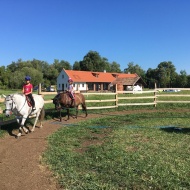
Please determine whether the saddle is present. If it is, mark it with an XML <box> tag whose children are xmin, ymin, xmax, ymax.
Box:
<box><xmin>66</xmin><ymin>91</ymin><xmax>75</xmax><ymax>100</ymax></box>
<box><xmin>66</xmin><ymin>91</ymin><xmax>75</xmax><ymax>107</ymax></box>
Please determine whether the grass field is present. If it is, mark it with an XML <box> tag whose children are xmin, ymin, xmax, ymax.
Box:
<box><xmin>1</xmin><ymin>89</ymin><xmax>190</xmax><ymax>136</ymax></box>
<box><xmin>42</xmin><ymin>111</ymin><xmax>190</xmax><ymax>189</ymax></box>
<box><xmin>1</xmin><ymin>89</ymin><xmax>190</xmax><ymax>188</ymax></box>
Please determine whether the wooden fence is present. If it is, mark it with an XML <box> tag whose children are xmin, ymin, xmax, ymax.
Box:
<box><xmin>39</xmin><ymin>86</ymin><xmax>190</xmax><ymax>110</ymax></box>
<box><xmin>1</xmin><ymin>87</ymin><xmax>190</xmax><ymax>113</ymax></box>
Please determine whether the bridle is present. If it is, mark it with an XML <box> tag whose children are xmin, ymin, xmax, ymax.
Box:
<box><xmin>53</xmin><ymin>96</ymin><xmax>61</xmax><ymax>109</ymax></box>
<box><xmin>4</xmin><ymin>95</ymin><xmax>14</xmax><ymax>112</ymax></box>
<box><xmin>5</xmin><ymin>94</ymin><xmax>27</xmax><ymax>113</ymax></box>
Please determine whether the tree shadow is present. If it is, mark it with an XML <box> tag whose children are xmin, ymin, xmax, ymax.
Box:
<box><xmin>159</xmin><ymin>126</ymin><xmax>190</xmax><ymax>134</ymax></box>
<box><xmin>0</xmin><ymin>120</ymin><xmax>18</xmax><ymax>137</ymax></box>
<box><xmin>0</xmin><ymin>118</ymin><xmax>42</xmax><ymax>138</ymax></box>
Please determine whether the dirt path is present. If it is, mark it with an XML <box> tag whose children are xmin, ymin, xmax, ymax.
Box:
<box><xmin>0</xmin><ymin>109</ymin><xmax>180</xmax><ymax>190</ymax></box>
<box><xmin>0</xmin><ymin>111</ymin><xmax>124</xmax><ymax>190</ymax></box>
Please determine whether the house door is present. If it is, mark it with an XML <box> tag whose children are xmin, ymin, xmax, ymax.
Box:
<box><xmin>62</xmin><ymin>84</ymin><xmax>64</xmax><ymax>91</ymax></box>
<box><xmin>96</xmin><ymin>83</ymin><xmax>100</xmax><ymax>91</ymax></box>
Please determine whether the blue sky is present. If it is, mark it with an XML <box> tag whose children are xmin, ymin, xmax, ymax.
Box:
<box><xmin>0</xmin><ymin>0</ymin><xmax>190</xmax><ymax>74</ymax></box>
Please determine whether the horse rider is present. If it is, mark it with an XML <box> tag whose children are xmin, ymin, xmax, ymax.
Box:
<box><xmin>22</xmin><ymin>75</ymin><xmax>36</xmax><ymax>111</ymax></box>
<box><xmin>67</xmin><ymin>77</ymin><xmax>75</xmax><ymax>106</ymax></box>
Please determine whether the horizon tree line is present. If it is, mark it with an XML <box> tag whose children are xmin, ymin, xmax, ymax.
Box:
<box><xmin>0</xmin><ymin>50</ymin><xmax>190</xmax><ymax>89</ymax></box>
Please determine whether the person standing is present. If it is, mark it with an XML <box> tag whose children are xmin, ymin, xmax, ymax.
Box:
<box><xmin>22</xmin><ymin>76</ymin><xmax>36</xmax><ymax>110</ymax></box>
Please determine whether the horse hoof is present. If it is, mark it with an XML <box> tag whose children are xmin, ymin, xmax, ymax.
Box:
<box><xmin>16</xmin><ymin>136</ymin><xmax>19</xmax><ymax>139</ymax></box>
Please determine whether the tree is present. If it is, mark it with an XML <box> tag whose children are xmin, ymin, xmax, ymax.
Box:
<box><xmin>146</xmin><ymin>68</ymin><xmax>158</xmax><ymax>88</ymax></box>
<box><xmin>174</xmin><ymin>70</ymin><xmax>188</xmax><ymax>87</ymax></box>
<box><xmin>53</xmin><ymin>59</ymin><xmax>72</xmax><ymax>73</ymax></box>
<box><xmin>43</xmin><ymin>65</ymin><xmax>58</xmax><ymax>86</ymax></box>
<box><xmin>0</xmin><ymin>66</ymin><xmax>10</xmax><ymax>89</ymax></box>
<box><xmin>73</xmin><ymin>61</ymin><xmax>81</xmax><ymax>70</ymax></box>
<box><xmin>186</xmin><ymin>75</ymin><xmax>190</xmax><ymax>88</ymax></box>
<box><xmin>110</xmin><ymin>61</ymin><xmax>121</xmax><ymax>73</ymax></box>
<box><xmin>124</xmin><ymin>62</ymin><xmax>146</xmax><ymax>80</ymax></box>
<box><xmin>156</xmin><ymin>61</ymin><xmax>177</xmax><ymax>88</ymax></box>
<box><xmin>80</xmin><ymin>51</ymin><xmax>110</xmax><ymax>72</ymax></box>
<box><xmin>8</xmin><ymin>67</ymin><xmax>43</xmax><ymax>89</ymax></box>
<box><xmin>30</xmin><ymin>59</ymin><xmax>45</xmax><ymax>72</ymax></box>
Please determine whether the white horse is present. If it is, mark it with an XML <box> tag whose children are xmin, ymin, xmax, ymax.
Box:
<box><xmin>3</xmin><ymin>93</ymin><xmax>45</xmax><ymax>138</ymax></box>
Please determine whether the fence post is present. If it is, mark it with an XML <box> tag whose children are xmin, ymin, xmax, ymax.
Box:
<box><xmin>0</xmin><ymin>115</ymin><xmax>3</xmax><ymax>130</ymax></box>
<box><xmin>115</xmin><ymin>84</ymin><xmax>118</xmax><ymax>109</ymax></box>
<box><xmin>154</xmin><ymin>82</ymin><xmax>157</xmax><ymax>107</ymax></box>
<box><xmin>38</xmin><ymin>83</ymin><xmax>42</xmax><ymax>95</ymax></box>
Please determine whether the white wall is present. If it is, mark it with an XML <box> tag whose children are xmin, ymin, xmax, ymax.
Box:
<box><xmin>57</xmin><ymin>70</ymin><xmax>69</xmax><ymax>91</ymax></box>
<box><xmin>73</xmin><ymin>83</ymin><xmax>87</xmax><ymax>91</ymax></box>
<box><xmin>57</xmin><ymin>70</ymin><xmax>87</xmax><ymax>92</ymax></box>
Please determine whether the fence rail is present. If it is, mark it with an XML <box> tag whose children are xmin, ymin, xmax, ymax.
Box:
<box><xmin>1</xmin><ymin>87</ymin><xmax>190</xmax><ymax>118</ymax></box>
<box><xmin>41</xmin><ymin>88</ymin><xmax>190</xmax><ymax>110</ymax></box>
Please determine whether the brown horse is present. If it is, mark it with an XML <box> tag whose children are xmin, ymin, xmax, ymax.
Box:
<box><xmin>52</xmin><ymin>91</ymin><xmax>88</xmax><ymax>121</ymax></box>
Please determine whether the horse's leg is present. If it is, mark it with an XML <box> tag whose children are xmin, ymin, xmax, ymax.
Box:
<box><xmin>16</xmin><ymin>116</ymin><xmax>28</xmax><ymax>138</ymax></box>
<box><xmin>20</xmin><ymin>115</ymin><xmax>29</xmax><ymax>134</ymax></box>
<box><xmin>38</xmin><ymin>107</ymin><xmax>44</xmax><ymax>128</ymax></box>
<box><xmin>15</xmin><ymin>117</ymin><xmax>22</xmax><ymax>138</ymax></box>
<box><xmin>67</xmin><ymin>108</ymin><xmax>70</xmax><ymax>120</ymax></box>
<box><xmin>31</xmin><ymin>111</ymin><xmax>41</xmax><ymax>132</ymax></box>
<box><xmin>75</xmin><ymin>106</ymin><xmax>78</xmax><ymax>119</ymax></box>
<box><xmin>59</xmin><ymin>109</ymin><xmax>62</xmax><ymax>122</ymax></box>
<box><xmin>16</xmin><ymin>127</ymin><xmax>23</xmax><ymax>138</ymax></box>
<box><xmin>22</xmin><ymin>126</ymin><xmax>29</xmax><ymax>134</ymax></box>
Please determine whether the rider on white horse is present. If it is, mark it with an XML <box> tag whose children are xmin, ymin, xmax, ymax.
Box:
<box><xmin>3</xmin><ymin>93</ymin><xmax>45</xmax><ymax>138</ymax></box>
<box><xmin>22</xmin><ymin>76</ymin><xmax>36</xmax><ymax>111</ymax></box>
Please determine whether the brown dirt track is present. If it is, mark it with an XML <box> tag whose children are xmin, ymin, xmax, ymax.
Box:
<box><xmin>0</xmin><ymin>109</ymin><xmax>185</xmax><ymax>190</ymax></box>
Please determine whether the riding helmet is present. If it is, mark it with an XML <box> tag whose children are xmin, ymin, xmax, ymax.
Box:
<box><xmin>68</xmin><ymin>78</ymin><xmax>73</xmax><ymax>82</ymax></box>
<box><xmin>25</xmin><ymin>76</ymin><xmax>31</xmax><ymax>81</ymax></box>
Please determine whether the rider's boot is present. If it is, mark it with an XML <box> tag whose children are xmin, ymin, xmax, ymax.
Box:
<box><xmin>32</xmin><ymin>104</ymin><xmax>36</xmax><ymax>111</ymax></box>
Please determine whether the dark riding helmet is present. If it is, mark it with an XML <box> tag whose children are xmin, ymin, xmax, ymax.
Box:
<box><xmin>25</xmin><ymin>76</ymin><xmax>31</xmax><ymax>81</ymax></box>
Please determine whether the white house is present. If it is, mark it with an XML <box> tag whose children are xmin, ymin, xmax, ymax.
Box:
<box><xmin>57</xmin><ymin>69</ymin><xmax>145</xmax><ymax>92</ymax></box>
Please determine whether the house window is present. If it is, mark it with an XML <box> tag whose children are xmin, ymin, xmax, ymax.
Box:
<box><xmin>73</xmin><ymin>84</ymin><xmax>75</xmax><ymax>87</ymax></box>
<box><xmin>82</xmin><ymin>83</ymin><xmax>84</xmax><ymax>87</ymax></box>
<box><xmin>62</xmin><ymin>75</ymin><xmax>64</xmax><ymax>79</ymax></box>
<box><xmin>59</xmin><ymin>84</ymin><xmax>60</xmax><ymax>88</ymax></box>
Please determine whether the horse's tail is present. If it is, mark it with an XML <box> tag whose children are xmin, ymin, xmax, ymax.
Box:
<box><xmin>39</xmin><ymin>106</ymin><xmax>45</xmax><ymax>121</ymax></box>
<box><xmin>80</xmin><ymin>94</ymin><xmax>88</xmax><ymax>117</ymax></box>
<box><xmin>81</xmin><ymin>98</ymin><xmax>87</xmax><ymax>111</ymax></box>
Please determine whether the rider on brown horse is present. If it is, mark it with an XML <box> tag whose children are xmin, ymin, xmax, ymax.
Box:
<box><xmin>67</xmin><ymin>78</ymin><xmax>75</xmax><ymax>106</ymax></box>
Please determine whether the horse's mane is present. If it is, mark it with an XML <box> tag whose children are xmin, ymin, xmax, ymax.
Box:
<box><xmin>7</xmin><ymin>93</ymin><xmax>22</xmax><ymax>97</ymax></box>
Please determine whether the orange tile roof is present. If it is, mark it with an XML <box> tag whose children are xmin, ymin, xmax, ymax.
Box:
<box><xmin>64</xmin><ymin>69</ymin><xmax>138</xmax><ymax>83</ymax></box>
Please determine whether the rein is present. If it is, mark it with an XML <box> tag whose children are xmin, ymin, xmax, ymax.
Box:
<box><xmin>4</xmin><ymin>95</ymin><xmax>14</xmax><ymax>112</ymax></box>
<box><xmin>5</xmin><ymin>94</ymin><xmax>27</xmax><ymax>113</ymax></box>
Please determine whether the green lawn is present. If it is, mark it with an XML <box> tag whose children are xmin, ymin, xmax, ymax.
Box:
<box><xmin>1</xmin><ymin>89</ymin><xmax>190</xmax><ymax>188</ymax></box>
<box><xmin>42</xmin><ymin>111</ymin><xmax>190</xmax><ymax>189</ymax></box>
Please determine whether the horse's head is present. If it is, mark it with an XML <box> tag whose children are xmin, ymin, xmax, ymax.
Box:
<box><xmin>3</xmin><ymin>94</ymin><xmax>14</xmax><ymax>117</ymax></box>
<box><xmin>52</xmin><ymin>94</ymin><xmax>61</xmax><ymax>110</ymax></box>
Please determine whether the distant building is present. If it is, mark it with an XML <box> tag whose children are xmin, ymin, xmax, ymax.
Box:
<box><xmin>57</xmin><ymin>69</ymin><xmax>146</xmax><ymax>92</ymax></box>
